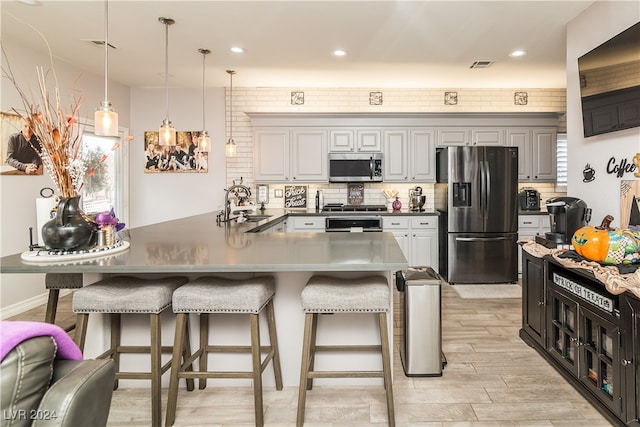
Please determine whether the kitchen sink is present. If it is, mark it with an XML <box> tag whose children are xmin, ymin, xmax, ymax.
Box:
<box><xmin>243</xmin><ymin>214</ymin><xmax>272</xmax><ymax>222</ymax></box>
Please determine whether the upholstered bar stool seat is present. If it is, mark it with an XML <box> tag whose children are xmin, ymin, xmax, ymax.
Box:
<box><xmin>297</xmin><ymin>275</ymin><xmax>395</xmax><ymax>427</ymax></box>
<box><xmin>166</xmin><ymin>276</ymin><xmax>283</xmax><ymax>427</ymax></box>
<box><xmin>72</xmin><ymin>275</ymin><xmax>190</xmax><ymax>427</ymax></box>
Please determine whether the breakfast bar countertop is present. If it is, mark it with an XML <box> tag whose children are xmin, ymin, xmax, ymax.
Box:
<box><xmin>0</xmin><ymin>212</ymin><xmax>408</xmax><ymax>274</ymax></box>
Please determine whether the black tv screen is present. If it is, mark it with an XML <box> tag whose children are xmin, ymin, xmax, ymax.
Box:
<box><xmin>578</xmin><ymin>22</ymin><xmax>640</xmax><ymax>137</ymax></box>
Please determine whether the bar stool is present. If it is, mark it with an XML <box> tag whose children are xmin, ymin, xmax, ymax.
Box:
<box><xmin>297</xmin><ymin>275</ymin><xmax>395</xmax><ymax>427</ymax></box>
<box><xmin>165</xmin><ymin>275</ymin><xmax>283</xmax><ymax>427</ymax></box>
<box><xmin>45</xmin><ymin>273</ymin><xmax>83</xmax><ymax>330</ymax></box>
<box><xmin>72</xmin><ymin>275</ymin><xmax>191</xmax><ymax>427</ymax></box>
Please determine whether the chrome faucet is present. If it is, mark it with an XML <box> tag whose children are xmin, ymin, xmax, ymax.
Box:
<box><xmin>223</xmin><ymin>184</ymin><xmax>251</xmax><ymax>222</ymax></box>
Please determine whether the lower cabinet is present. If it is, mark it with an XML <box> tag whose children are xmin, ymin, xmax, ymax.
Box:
<box><xmin>521</xmin><ymin>250</ymin><xmax>545</xmax><ymax>347</ymax></box>
<box><xmin>383</xmin><ymin>216</ymin><xmax>438</xmax><ymax>270</ymax></box>
<box><xmin>522</xmin><ymin>258</ymin><xmax>639</xmax><ymax>426</ymax></box>
<box><xmin>285</xmin><ymin>216</ymin><xmax>325</xmax><ymax>233</ymax></box>
<box><xmin>518</xmin><ymin>214</ymin><xmax>550</xmax><ymax>275</ymax></box>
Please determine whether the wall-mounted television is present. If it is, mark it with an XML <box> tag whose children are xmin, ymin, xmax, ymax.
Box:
<box><xmin>578</xmin><ymin>22</ymin><xmax>640</xmax><ymax>137</ymax></box>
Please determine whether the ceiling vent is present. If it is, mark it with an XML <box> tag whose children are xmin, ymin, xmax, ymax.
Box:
<box><xmin>84</xmin><ymin>39</ymin><xmax>117</xmax><ymax>49</ymax></box>
<box><xmin>469</xmin><ymin>60</ymin><xmax>494</xmax><ymax>69</ymax></box>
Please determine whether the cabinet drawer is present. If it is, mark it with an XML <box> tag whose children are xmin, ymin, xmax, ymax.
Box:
<box><xmin>519</xmin><ymin>216</ymin><xmax>543</xmax><ymax>229</ymax></box>
<box><xmin>383</xmin><ymin>217</ymin><xmax>410</xmax><ymax>229</ymax></box>
<box><xmin>411</xmin><ymin>217</ymin><xmax>438</xmax><ymax>229</ymax></box>
<box><xmin>290</xmin><ymin>217</ymin><xmax>325</xmax><ymax>230</ymax></box>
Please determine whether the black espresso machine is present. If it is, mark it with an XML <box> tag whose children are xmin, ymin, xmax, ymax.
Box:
<box><xmin>538</xmin><ymin>197</ymin><xmax>591</xmax><ymax>245</ymax></box>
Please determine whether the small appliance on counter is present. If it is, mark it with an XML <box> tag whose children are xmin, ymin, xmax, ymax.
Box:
<box><xmin>409</xmin><ymin>186</ymin><xmax>426</xmax><ymax>212</ymax></box>
<box><xmin>518</xmin><ymin>187</ymin><xmax>541</xmax><ymax>211</ymax></box>
<box><xmin>537</xmin><ymin>197</ymin><xmax>591</xmax><ymax>246</ymax></box>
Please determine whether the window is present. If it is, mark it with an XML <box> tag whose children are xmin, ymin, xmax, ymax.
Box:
<box><xmin>80</xmin><ymin>127</ymin><xmax>128</xmax><ymax>224</ymax></box>
<box><xmin>556</xmin><ymin>133</ymin><xmax>567</xmax><ymax>189</ymax></box>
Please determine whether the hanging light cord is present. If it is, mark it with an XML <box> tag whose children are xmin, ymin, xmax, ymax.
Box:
<box><xmin>102</xmin><ymin>0</ymin><xmax>109</xmax><ymax>103</ymax></box>
<box><xmin>201</xmin><ymin>50</ymin><xmax>207</xmax><ymax>130</ymax></box>
<box><xmin>164</xmin><ymin>19</ymin><xmax>170</xmax><ymax>121</ymax></box>
<box><xmin>227</xmin><ymin>70</ymin><xmax>235</xmax><ymax>141</ymax></box>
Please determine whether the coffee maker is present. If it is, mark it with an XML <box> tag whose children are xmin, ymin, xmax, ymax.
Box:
<box><xmin>543</xmin><ymin>197</ymin><xmax>591</xmax><ymax>244</ymax></box>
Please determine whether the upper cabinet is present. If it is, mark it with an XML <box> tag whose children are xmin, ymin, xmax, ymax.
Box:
<box><xmin>436</xmin><ymin>127</ymin><xmax>504</xmax><ymax>146</ymax></box>
<box><xmin>329</xmin><ymin>128</ymin><xmax>382</xmax><ymax>152</ymax></box>
<box><xmin>248</xmin><ymin>113</ymin><xmax>560</xmax><ymax>184</ymax></box>
<box><xmin>384</xmin><ymin>128</ymin><xmax>436</xmax><ymax>182</ymax></box>
<box><xmin>507</xmin><ymin>127</ymin><xmax>557</xmax><ymax>182</ymax></box>
<box><xmin>254</xmin><ymin>127</ymin><xmax>328</xmax><ymax>182</ymax></box>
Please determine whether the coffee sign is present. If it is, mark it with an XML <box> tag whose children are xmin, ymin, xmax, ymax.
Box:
<box><xmin>284</xmin><ymin>185</ymin><xmax>307</xmax><ymax>209</ymax></box>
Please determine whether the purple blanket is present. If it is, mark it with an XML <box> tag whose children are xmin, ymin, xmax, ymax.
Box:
<box><xmin>1</xmin><ymin>321</ymin><xmax>82</xmax><ymax>362</ymax></box>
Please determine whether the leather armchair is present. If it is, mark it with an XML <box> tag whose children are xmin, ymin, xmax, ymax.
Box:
<box><xmin>1</xmin><ymin>335</ymin><xmax>115</xmax><ymax>427</ymax></box>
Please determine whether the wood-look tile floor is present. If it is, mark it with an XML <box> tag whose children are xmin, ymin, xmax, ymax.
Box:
<box><xmin>9</xmin><ymin>285</ymin><xmax>614</xmax><ymax>426</ymax></box>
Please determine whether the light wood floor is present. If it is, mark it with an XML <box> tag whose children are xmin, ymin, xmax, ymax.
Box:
<box><xmin>9</xmin><ymin>284</ymin><xmax>614</xmax><ymax>426</ymax></box>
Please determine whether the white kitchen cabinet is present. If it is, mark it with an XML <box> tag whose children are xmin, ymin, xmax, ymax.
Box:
<box><xmin>518</xmin><ymin>214</ymin><xmax>550</xmax><ymax>274</ymax></box>
<box><xmin>507</xmin><ymin>127</ymin><xmax>557</xmax><ymax>182</ymax></box>
<box><xmin>329</xmin><ymin>128</ymin><xmax>382</xmax><ymax>152</ymax></box>
<box><xmin>436</xmin><ymin>127</ymin><xmax>504</xmax><ymax>146</ymax></box>
<box><xmin>383</xmin><ymin>129</ymin><xmax>409</xmax><ymax>181</ymax></box>
<box><xmin>254</xmin><ymin>128</ymin><xmax>327</xmax><ymax>182</ymax></box>
<box><xmin>286</xmin><ymin>216</ymin><xmax>325</xmax><ymax>233</ymax></box>
<box><xmin>383</xmin><ymin>215</ymin><xmax>438</xmax><ymax>269</ymax></box>
<box><xmin>383</xmin><ymin>128</ymin><xmax>436</xmax><ymax>183</ymax></box>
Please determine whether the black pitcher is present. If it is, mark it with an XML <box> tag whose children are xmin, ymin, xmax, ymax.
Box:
<box><xmin>42</xmin><ymin>196</ymin><xmax>97</xmax><ymax>251</ymax></box>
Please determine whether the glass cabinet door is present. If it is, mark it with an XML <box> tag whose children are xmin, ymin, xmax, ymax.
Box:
<box><xmin>579</xmin><ymin>306</ymin><xmax>623</xmax><ymax>417</ymax></box>
<box><xmin>548</xmin><ymin>287</ymin><xmax>579</xmax><ymax>376</ymax></box>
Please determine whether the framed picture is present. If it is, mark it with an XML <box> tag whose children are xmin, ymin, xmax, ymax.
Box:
<box><xmin>284</xmin><ymin>185</ymin><xmax>307</xmax><ymax>209</ymax></box>
<box><xmin>144</xmin><ymin>130</ymin><xmax>208</xmax><ymax>173</ymax></box>
<box><xmin>1</xmin><ymin>111</ymin><xmax>43</xmax><ymax>175</ymax></box>
<box><xmin>348</xmin><ymin>183</ymin><xmax>364</xmax><ymax>205</ymax></box>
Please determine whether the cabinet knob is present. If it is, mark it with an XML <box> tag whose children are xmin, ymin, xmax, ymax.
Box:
<box><xmin>293</xmin><ymin>177</ymin><xmax>296</xmax><ymax>180</ymax></box>
<box><xmin>537</xmin><ymin>301</ymin><xmax>544</xmax><ymax>306</ymax></box>
<box><xmin>622</xmin><ymin>359</ymin><xmax>633</xmax><ymax>366</ymax></box>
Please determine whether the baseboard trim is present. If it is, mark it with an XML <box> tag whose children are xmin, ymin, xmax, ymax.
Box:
<box><xmin>0</xmin><ymin>289</ymin><xmax>71</xmax><ymax>320</ymax></box>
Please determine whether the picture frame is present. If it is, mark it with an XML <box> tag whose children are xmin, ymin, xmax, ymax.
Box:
<box><xmin>144</xmin><ymin>130</ymin><xmax>209</xmax><ymax>173</ymax></box>
<box><xmin>1</xmin><ymin>111</ymin><xmax>43</xmax><ymax>175</ymax></box>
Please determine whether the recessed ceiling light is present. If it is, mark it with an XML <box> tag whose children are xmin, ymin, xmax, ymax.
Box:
<box><xmin>230</xmin><ymin>47</ymin><xmax>245</xmax><ymax>54</ymax></box>
<box><xmin>333</xmin><ymin>49</ymin><xmax>347</xmax><ymax>57</ymax></box>
<box><xmin>510</xmin><ymin>49</ymin><xmax>527</xmax><ymax>57</ymax></box>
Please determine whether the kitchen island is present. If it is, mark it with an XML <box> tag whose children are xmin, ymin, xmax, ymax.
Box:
<box><xmin>0</xmin><ymin>212</ymin><xmax>408</xmax><ymax>387</ymax></box>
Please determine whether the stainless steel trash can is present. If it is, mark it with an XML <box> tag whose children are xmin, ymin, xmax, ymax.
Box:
<box><xmin>396</xmin><ymin>267</ymin><xmax>445</xmax><ymax>376</ymax></box>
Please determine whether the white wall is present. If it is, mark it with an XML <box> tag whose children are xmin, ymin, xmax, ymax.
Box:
<box><xmin>566</xmin><ymin>3</ymin><xmax>640</xmax><ymax>228</ymax></box>
<box><xmin>129</xmin><ymin>87</ymin><xmax>226</xmax><ymax>228</ymax></box>
<box><xmin>0</xmin><ymin>40</ymin><xmax>130</xmax><ymax>312</ymax></box>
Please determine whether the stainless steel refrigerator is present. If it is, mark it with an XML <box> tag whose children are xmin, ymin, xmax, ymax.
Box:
<box><xmin>436</xmin><ymin>146</ymin><xmax>518</xmax><ymax>284</ymax></box>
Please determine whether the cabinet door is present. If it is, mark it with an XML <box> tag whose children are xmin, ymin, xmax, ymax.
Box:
<box><xmin>357</xmin><ymin>128</ymin><xmax>382</xmax><ymax>152</ymax></box>
<box><xmin>547</xmin><ymin>286</ymin><xmax>579</xmax><ymax>376</ymax></box>
<box><xmin>579</xmin><ymin>307</ymin><xmax>623</xmax><ymax>417</ymax></box>
<box><xmin>507</xmin><ymin>128</ymin><xmax>533</xmax><ymax>181</ymax></box>
<box><xmin>411</xmin><ymin>231</ymin><xmax>438</xmax><ymax>270</ymax></box>
<box><xmin>410</xmin><ymin>129</ymin><xmax>436</xmax><ymax>182</ymax></box>
<box><xmin>619</xmin><ymin>99</ymin><xmax>640</xmax><ymax>130</ymax></box>
<box><xmin>589</xmin><ymin>105</ymin><xmax>619</xmax><ymax>136</ymax></box>
<box><xmin>254</xmin><ymin>128</ymin><xmax>290</xmax><ymax>181</ymax></box>
<box><xmin>472</xmin><ymin>128</ymin><xmax>504</xmax><ymax>146</ymax></box>
<box><xmin>437</xmin><ymin>128</ymin><xmax>470</xmax><ymax>146</ymax></box>
<box><xmin>329</xmin><ymin>129</ymin><xmax>355</xmax><ymax>152</ymax></box>
<box><xmin>291</xmin><ymin>129</ymin><xmax>327</xmax><ymax>181</ymax></box>
<box><xmin>383</xmin><ymin>129</ymin><xmax>409</xmax><ymax>181</ymax></box>
<box><xmin>522</xmin><ymin>251</ymin><xmax>545</xmax><ymax>346</ymax></box>
<box><xmin>392</xmin><ymin>231</ymin><xmax>410</xmax><ymax>262</ymax></box>
<box><xmin>532</xmin><ymin>128</ymin><xmax>557</xmax><ymax>181</ymax></box>
<box><xmin>622</xmin><ymin>295</ymin><xmax>640</xmax><ymax>424</ymax></box>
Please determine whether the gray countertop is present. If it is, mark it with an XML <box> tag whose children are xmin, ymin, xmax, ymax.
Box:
<box><xmin>0</xmin><ymin>212</ymin><xmax>408</xmax><ymax>274</ymax></box>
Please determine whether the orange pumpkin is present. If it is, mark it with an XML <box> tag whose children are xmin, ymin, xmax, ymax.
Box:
<box><xmin>572</xmin><ymin>215</ymin><xmax>640</xmax><ymax>264</ymax></box>
<box><xmin>572</xmin><ymin>225</ymin><xmax>611</xmax><ymax>261</ymax></box>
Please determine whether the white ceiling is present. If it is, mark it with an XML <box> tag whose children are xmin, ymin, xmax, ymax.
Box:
<box><xmin>2</xmin><ymin>0</ymin><xmax>600</xmax><ymax>89</ymax></box>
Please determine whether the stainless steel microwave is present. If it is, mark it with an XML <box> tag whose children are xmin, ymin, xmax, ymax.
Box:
<box><xmin>328</xmin><ymin>153</ymin><xmax>383</xmax><ymax>182</ymax></box>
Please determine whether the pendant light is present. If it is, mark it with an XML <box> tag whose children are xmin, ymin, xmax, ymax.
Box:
<box><xmin>226</xmin><ymin>69</ymin><xmax>236</xmax><ymax>158</ymax></box>
<box><xmin>198</xmin><ymin>48</ymin><xmax>211</xmax><ymax>152</ymax></box>
<box><xmin>158</xmin><ymin>17</ymin><xmax>176</xmax><ymax>146</ymax></box>
<box><xmin>94</xmin><ymin>0</ymin><xmax>118</xmax><ymax>136</ymax></box>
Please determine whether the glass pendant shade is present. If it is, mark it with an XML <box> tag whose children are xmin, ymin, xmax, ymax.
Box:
<box><xmin>96</xmin><ymin>0</ymin><xmax>118</xmax><ymax>137</ymax></box>
<box><xmin>226</xmin><ymin>138</ymin><xmax>236</xmax><ymax>157</ymax></box>
<box><xmin>199</xmin><ymin>130</ymin><xmax>210</xmax><ymax>152</ymax></box>
<box><xmin>159</xmin><ymin>118</ymin><xmax>176</xmax><ymax>146</ymax></box>
<box><xmin>94</xmin><ymin>101</ymin><xmax>118</xmax><ymax>136</ymax></box>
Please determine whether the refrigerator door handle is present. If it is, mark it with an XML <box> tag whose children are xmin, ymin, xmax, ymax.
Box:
<box><xmin>455</xmin><ymin>236</ymin><xmax>513</xmax><ymax>242</ymax></box>
<box><xmin>483</xmin><ymin>160</ymin><xmax>490</xmax><ymax>219</ymax></box>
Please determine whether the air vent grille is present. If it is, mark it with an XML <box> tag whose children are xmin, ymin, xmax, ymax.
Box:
<box><xmin>469</xmin><ymin>60</ymin><xmax>494</xmax><ymax>69</ymax></box>
<box><xmin>84</xmin><ymin>39</ymin><xmax>117</xmax><ymax>49</ymax></box>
